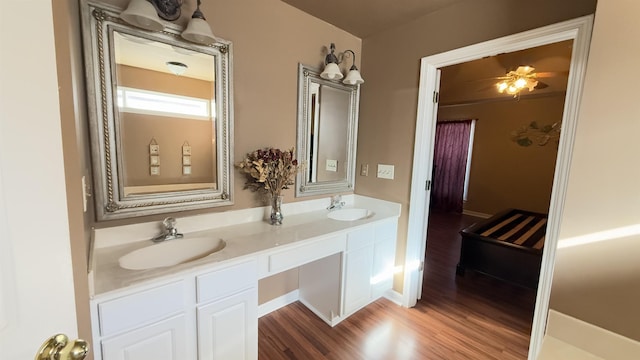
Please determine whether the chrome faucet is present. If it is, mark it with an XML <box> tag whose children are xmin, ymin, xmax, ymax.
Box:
<box><xmin>327</xmin><ymin>195</ymin><xmax>345</xmax><ymax>211</ymax></box>
<box><xmin>152</xmin><ymin>217</ymin><xmax>184</xmax><ymax>242</ymax></box>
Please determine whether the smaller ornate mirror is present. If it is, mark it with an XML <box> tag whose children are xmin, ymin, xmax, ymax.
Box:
<box><xmin>296</xmin><ymin>64</ymin><xmax>360</xmax><ymax>197</ymax></box>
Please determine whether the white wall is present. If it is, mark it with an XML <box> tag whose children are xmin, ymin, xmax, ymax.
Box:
<box><xmin>0</xmin><ymin>0</ymin><xmax>78</xmax><ymax>358</ymax></box>
<box><xmin>551</xmin><ymin>0</ymin><xmax>640</xmax><ymax>342</ymax></box>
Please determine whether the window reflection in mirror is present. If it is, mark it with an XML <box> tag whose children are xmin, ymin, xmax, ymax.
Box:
<box><xmin>113</xmin><ymin>31</ymin><xmax>217</xmax><ymax>195</ymax></box>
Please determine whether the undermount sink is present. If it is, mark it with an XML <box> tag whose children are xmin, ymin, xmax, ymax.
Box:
<box><xmin>327</xmin><ymin>208</ymin><xmax>374</xmax><ymax>221</ymax></box>
<box><xmin>119</xmin><ymin>237</ymin><xmax>226</xmax><ymax>270</ymax></box>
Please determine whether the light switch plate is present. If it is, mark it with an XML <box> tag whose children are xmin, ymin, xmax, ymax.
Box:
<box><xmin>326</xmin><ymin>159</ymin><xmax>338</xmax><ymax>172</ymax></box>
<box><xmin>377</xmin><ymin>164</ymin><xmax>395</xmax><ymax>179</ymax></box>
<box><xmin>360</xmin><ymin>164</ymin><xmax>369</xmax><ymax>176</ymax></box>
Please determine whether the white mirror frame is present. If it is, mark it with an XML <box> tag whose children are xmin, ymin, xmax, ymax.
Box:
<box><xmin>81</xmin><ymin>1</ymin><xmax>234</xmax><ymax>220</ymax></box>
<box><xmin>295</xmin><ymin>64</ymin><xmax>360</xmax><ymax>197</ymax></box>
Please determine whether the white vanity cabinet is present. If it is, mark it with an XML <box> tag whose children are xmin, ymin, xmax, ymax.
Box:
<box><xmin>342</xmin><ymin>226</ymin><xmax>375</xmax><ymax>315</ymax></box>
<box><xmin>101</xmin><ymin>314</ymin><xmax>189</xmax><ymax>360</ymax></box>
<box><xmin>342</xmin><ymin>219</ymin><xmax>398</xmax><ymax>317</ymax></box>
<box><xmin>90</xmin><ymin>196</ymin><xmax>402</xmax><ymax>359</ymax></box>
<box><xmin>94</xmin><ymin>280</ymin><xmax>192</xmax><ymax>360</ymax></box>
<box><xmin>91</xmin><ymin>259</ymin><xmax>258</xmax><ymax>360</ymax></box>
<box><xmin>196</xmin><ymin>260</ymin><xmax>258</xmax><ymax>360</ymax></box>
<box><xmin>371</xmin><ymin>219</ymin><xmax>398</xmax><ymax>299</ymax></box>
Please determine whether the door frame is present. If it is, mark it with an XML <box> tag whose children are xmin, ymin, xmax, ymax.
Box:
<box><xmin>403</xmin><ymin>15</ymin><xmax>594</xmax><ymax>360</ymax></box>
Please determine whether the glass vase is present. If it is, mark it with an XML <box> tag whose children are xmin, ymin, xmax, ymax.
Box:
<box><xmin>270</xmin><ymin>194</ymin><xmax>284</xmax><ymax>225</ymax></box>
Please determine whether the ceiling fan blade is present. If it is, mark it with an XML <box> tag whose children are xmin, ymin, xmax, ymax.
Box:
<box><xmin>535</xmin><ymin>70</ymin><xmax>569</xmax><ymax>78</ymax></box>
<box><xmin>534</xmin><ymin>81</ymin><xmax>549</xmax><ymax>89</ymax></box>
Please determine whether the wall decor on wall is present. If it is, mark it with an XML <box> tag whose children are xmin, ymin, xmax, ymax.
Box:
<box><xmin>182</xmin><ymin>141</ymin><xmax>192</xmax><ymax>175</ymax></box>
<box><xmin>511</xmin><ymin>121</ymin><xmax>561</xmax><ymax>146</ymax></box>
<box><xmin>149</xmin><ymin>138</ymin><xmax>160</xmax><ymax>175</ymax></box>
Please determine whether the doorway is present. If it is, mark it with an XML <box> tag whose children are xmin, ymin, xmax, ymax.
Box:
<box><xmin>403</xmin><ymin>16</ymin><xmax>593</xmax><ymax>360</ymax></box>
<box><xmin>421</xmin><ymin>38</ymin><xmax>572</xmax><ymax>354</ymax></box>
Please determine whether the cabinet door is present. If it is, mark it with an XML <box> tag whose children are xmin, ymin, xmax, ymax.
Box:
<box><xmin>343</xmin><ymin>244</ymin><xmax>374</xmax><ymax>315</ymax></box>
<box><xmin>197</xmin><ymin>288</ymin><xmax>258</xmax><ymax>360</ymax></box>
<box><xmin>101</xmin><ymin>314</ymin><xmax>189</xmax><ymax>360</ymax></box>
<box><xmin>372</xmin><ymin>237</ymin><xmax>396</xmax><ymax>299</ymax></box>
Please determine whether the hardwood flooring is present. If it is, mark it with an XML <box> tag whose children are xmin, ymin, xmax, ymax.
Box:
<box><xmin>258</xmin><ymin>211</ymin><xmax>537</xmax><ymax>359</ymax></box>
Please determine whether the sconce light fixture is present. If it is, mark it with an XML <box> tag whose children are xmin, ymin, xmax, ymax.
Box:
<box><xmin>320</xmin><ymin>43</ymin><xmax>364</xmax><ymax>85</ymax></box>
<box><xmin>121</xmin><ymin>0</ymin><xmax>216</xmax><ymax>45</ymax></box>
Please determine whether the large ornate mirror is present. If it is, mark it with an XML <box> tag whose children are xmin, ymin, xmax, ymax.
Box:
<box><xmin>81</xmin><ymin>1</ymin><xmax>233</xmax><ymax>220</ymax></box>
<box><xmin>296</xmin><ymin>64</ymin><xmax>360</xmax><ymax>197</ymax></box>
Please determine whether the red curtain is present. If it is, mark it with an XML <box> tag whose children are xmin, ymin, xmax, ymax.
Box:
<box><xmin>431</xmin><ymin>120</ymin><xmax>472</xmax><ymax>213</ymax></box>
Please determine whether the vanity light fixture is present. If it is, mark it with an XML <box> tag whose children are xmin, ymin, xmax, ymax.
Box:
<box><xmin>121</xmin><ymin>0</ymin><xmax>164</xmax><ymax>31</ymax></box>
<box><xmin>121</xmin><ymin>0</ymin><xmax>216</xmax><ymax>45</ymax></box>
<box><xmin>320</xmin><ymin>43</ymin><xmax>364</xmax><ymax>85</ymax></box>
<box><xmin>181</xmin><ymin>0</ymin><xmax>216</xmax><ymax>45</ymax></box>
<box><xmin>166</xmin><ymin>61</ymin><xmax>188</xmax><ymax>75</ymax></box>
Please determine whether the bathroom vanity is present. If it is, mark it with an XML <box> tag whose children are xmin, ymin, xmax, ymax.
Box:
<box><xmin>89</xmin><ymin>195</ymin><xmax>400</xmax><ymax>360</ymax></box>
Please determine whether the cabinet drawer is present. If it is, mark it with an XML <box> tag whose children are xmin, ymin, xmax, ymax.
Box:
<box><xmin>267</xmin><ymin>235</ymin><xmax>345</xmax><ymax>275</ymax></box>
<box><xmin>98</xmin><ymin>280</ymin><xmax>185</xmax><ymax>336</ymax></box>
<box><xmin>346</xmin><ymin>226</ymin><xmax>374</xmax><ymax>251</ymax></box>
<box><xmin>196</xmin><ymin>259</ymin><xmax>257</xmax><ymax>304</ymax></box>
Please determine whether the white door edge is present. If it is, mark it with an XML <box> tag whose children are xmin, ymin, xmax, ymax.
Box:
<box><xmin>403</xmin><ymin>15</ymin><xmax>594</xmax><ymax>360</ymax></box>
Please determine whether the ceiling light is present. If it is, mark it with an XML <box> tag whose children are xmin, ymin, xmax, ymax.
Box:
<box><xmin>320</xmin><ymin>43</ymin><xmax>364</xmax><ymax>85</ymax></box>
<box><xmin>496</xmin><ymin>66</ymin><xmax>539</xmax><ymax>97</ymax></box>
<box><xmin>166</xmin><ymin>61</ymin><xmax>188</xmax><ymax>75</ymax></box>
<box><xmin>121</xmin><ymin>0</ymin><xmax>216</xmax><ymax>45</ymax></box>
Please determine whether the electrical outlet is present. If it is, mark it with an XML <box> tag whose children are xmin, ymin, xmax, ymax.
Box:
<box><xmin>377</xmin><ymin>164</ymin><xmax>395</xmax><ymax>179</ymax></box>
<box><xmin>360</xmin><ymin>164</ymin><xmax>369</xmax><ymax>176</ymax></box>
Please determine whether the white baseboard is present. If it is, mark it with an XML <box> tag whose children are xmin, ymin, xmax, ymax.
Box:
<box><xmin>257</xmin><ymin>289</ymin><xmax>406</xmax><ymax>322</ymax></box>
<box><xmin>545</xmin><ymin>310</ymin><xmax>640</xmax><ymax>360</ymax></box>
<box><xmin>462</xmin><ymin>209</ymin><xmax>492</xmax><ymax>218</ymax></box>
<box><xmin>383</xmin><ymin>290</ymin><xmax>404</xmax><ymax>306</ymax></box>
<box><xmin>298</xmin><ymin>297</ymin><xmax>343</xmax><ymax>327</ymax></box>
<box><xmin>258</xmin><ymin>290</ymin><xmax>299</xmax><ymax>318</ymax></box>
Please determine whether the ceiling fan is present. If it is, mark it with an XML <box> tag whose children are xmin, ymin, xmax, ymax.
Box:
<box><xmin>495</xmin><ymin>65</ymin><xmax>550</xmax><ymax>96</ymax></box>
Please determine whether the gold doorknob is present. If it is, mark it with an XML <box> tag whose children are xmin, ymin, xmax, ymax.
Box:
<box><xmin>35</xmin><ymin>334</ymin><xmax>89</xmax><ymax>360</ymax></box>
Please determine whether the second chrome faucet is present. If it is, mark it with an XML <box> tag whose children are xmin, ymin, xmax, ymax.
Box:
<box><xmin>152</xmin><ymin>217</ymin><xmax>184</xmax><ymax>242</ymax></box>
<box><xmin>327</xmin><ymin>195</ymin><xmax>345</xmax><ymax>211</ymax></box>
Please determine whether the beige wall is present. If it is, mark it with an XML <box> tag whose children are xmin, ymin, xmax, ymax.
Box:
<box><xmin>438</xmin><ymin>95</ymin><xmax>563</xmax><ymax>215</ymax></box>
<box><xmin>357</xmin><ymin>0</ymin><xmax>596</xmax><ymax>292</ymax></box>
<box><xmin>121</xmin><ymin>114</ymin><xmax>215</xmax><ymax>185</ymax></box>
<box><xmin>550</xmin><ymin>0</ymin><xmax>640</xmax><ymax>341</ymax></box>
<box><xmin>52</xmin><ymin>0</ymin><xmax>94</xmax><ymax>348</ymax></box>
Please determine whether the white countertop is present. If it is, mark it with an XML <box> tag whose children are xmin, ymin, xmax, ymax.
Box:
<box><xmin>90</xmin><ymin>195</ymin><xmax>401</xmax><ymax>297</ymax></box>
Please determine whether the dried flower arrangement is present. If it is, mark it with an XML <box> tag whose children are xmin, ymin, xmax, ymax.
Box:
<box><xmin>236</xmin><ymin>147</ymin><xmax>299</xmax><ymax>198</ymax></box>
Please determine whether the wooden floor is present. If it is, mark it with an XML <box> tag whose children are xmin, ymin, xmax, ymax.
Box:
<box><xmin>258</xmin><ymin>211</ymin><xmax>537</xmax><ymax>359</ymax></box>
